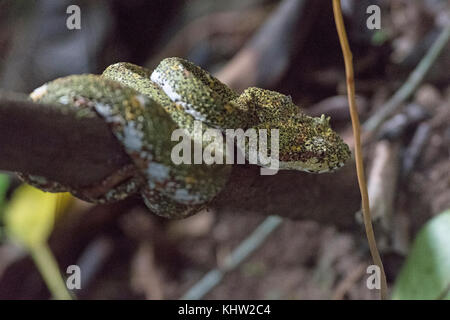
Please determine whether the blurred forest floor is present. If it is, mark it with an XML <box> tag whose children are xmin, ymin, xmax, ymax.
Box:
<box><xmin>0</xmin><ymin>0</ymin><xmax>449</xmax><ymax>299</ymax></box>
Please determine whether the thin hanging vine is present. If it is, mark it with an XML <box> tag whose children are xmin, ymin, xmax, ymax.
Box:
<box><xmin>332</xmin><ymin>0</ymin><xmax>388</xmax><ymax>299</ymax></box>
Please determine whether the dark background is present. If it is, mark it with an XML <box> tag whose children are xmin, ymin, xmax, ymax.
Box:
<box><xmin>0</xmin><ymin>0</ymin><xmax>449</xmax><ymax>299</ymax></box>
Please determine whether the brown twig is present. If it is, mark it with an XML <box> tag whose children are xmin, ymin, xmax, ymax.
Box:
<box><xmin>332</xmin><ymin>0</ymin><xmax>388</xmax><ymax>299</ymax></box>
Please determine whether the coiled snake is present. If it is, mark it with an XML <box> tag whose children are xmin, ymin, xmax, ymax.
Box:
<box><xmin>21</xmin><ymin>57</ymin><xmax>350</xmax><ymax>218</ymax></box>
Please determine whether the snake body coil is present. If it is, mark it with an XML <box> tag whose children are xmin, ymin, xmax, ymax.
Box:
<box><xmin>22</xmin><ymin>57</ymin><xmax>350</xmax><ymax>218</ymax></box>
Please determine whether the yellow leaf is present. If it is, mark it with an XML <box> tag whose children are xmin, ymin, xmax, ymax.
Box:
<box><xmin>4</xmin><ymin>185</ymin><xmax>72</xmax><ymax>248</ymax></box>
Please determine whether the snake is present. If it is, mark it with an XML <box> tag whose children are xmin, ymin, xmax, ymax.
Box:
<box><xmin>21</xmin><ymin>57</ymin><xmax>351</xmax><ymax>219</ymax></box>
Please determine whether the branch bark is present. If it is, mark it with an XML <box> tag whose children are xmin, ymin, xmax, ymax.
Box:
<box><xmin>0</xmin><ymin>92</ymin><xmax>130</xmax><ymax>187</ymax></box>
<box><xmin>211</xmin><ymin>162</ymin><xmax>359</xmax><ymax>229</ymax></box>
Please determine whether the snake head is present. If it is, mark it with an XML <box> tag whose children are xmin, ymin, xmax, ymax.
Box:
<box><xmin>240</xmin><ymin>87</ymin><xmax>351</xmax><ymax>173</ymax></box>
<box><xmin>267</xmin><ymin>113</ymin><xmax>351</xmax><ymax>173</ymax></box>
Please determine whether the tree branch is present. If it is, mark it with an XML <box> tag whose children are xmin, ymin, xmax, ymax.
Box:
<box><xmin>211</xmin><ymin>162</ymin><xmax>359</xmax><ymax>229</ymax></box>
<box><xmin>0</xmin><ymin>92</ymin><xmax>130</xmax><ymax>187</ymax></box>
